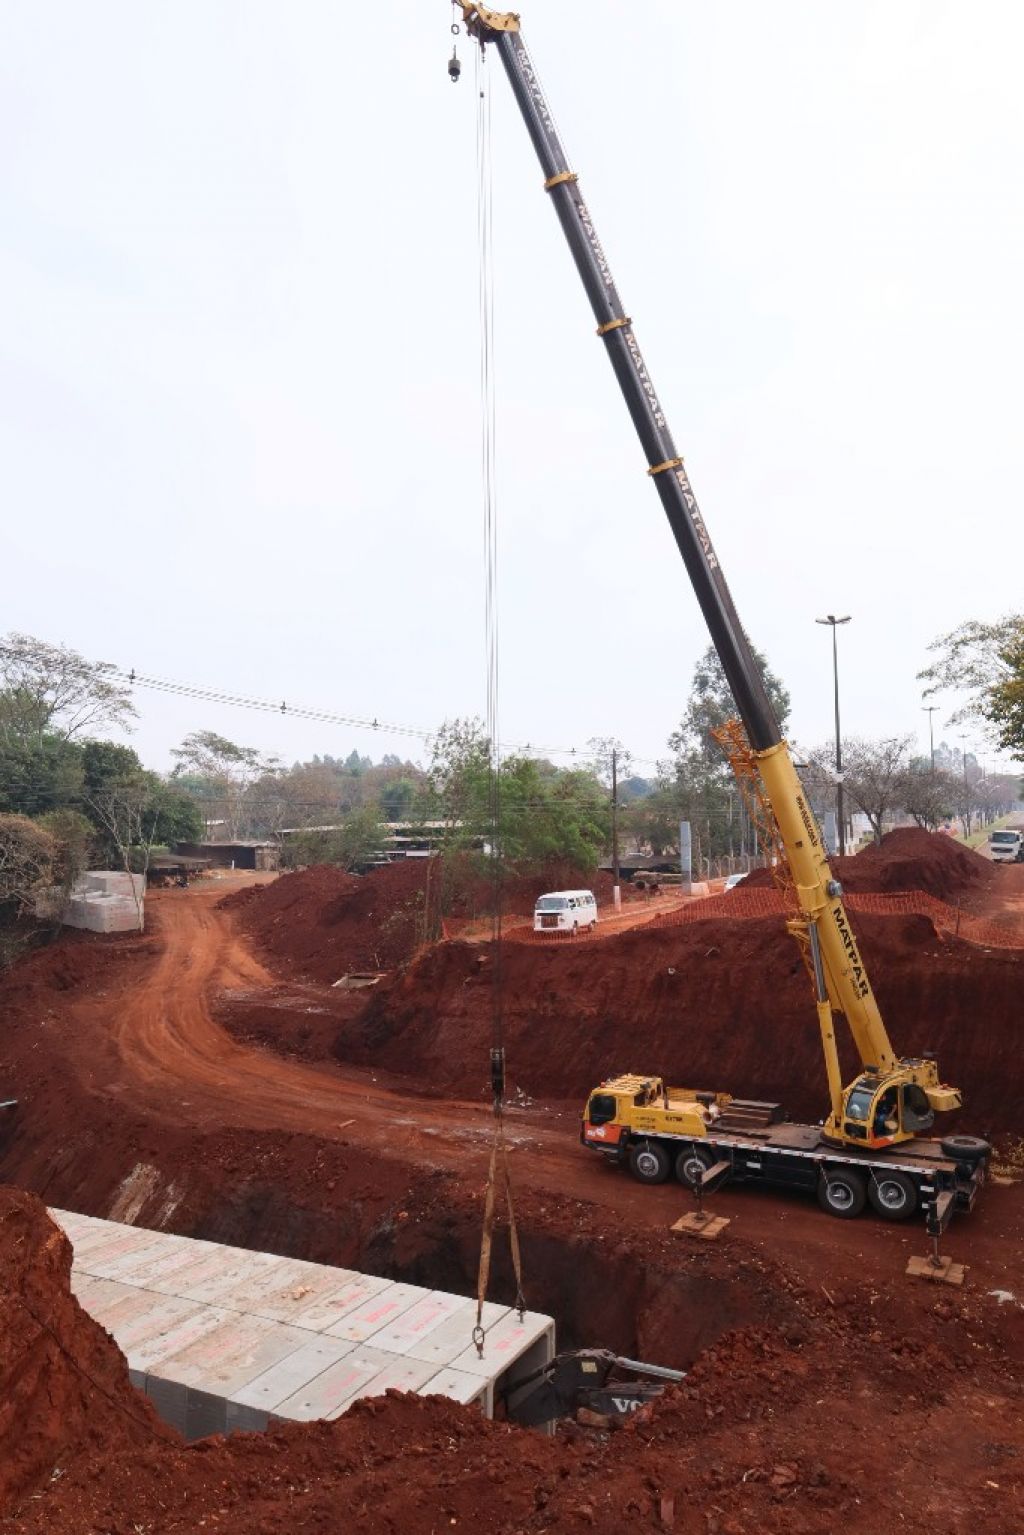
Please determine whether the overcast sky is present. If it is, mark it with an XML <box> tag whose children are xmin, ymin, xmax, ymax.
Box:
<box><xmin>3</xmin><ymin>2</ymin><xmax>1022</xmax><ymax>778</ymax></box>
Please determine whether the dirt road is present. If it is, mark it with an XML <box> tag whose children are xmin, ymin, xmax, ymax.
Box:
<box><xmin>40</xmin><ymin>881</ymin><xmax>1020</xmax><ymax>1301</ymax></box>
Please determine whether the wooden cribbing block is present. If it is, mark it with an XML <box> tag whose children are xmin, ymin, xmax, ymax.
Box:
<box><xmin>671</xmin><ymin>1212</ymin><xmax>730</xmax><ymax>1241</ymax></box>
<box><xmin>906</xmin><ymin>1254</ymin><xmax>966</xmax><ymax>1286</ymax></box>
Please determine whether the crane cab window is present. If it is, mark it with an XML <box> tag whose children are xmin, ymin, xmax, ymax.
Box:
<box><xmin>588</xmin><ymin>1093</ymin><xmax>618</xmax><ymax>1125</ymax></box>
<box><xmin>845</xmin><ymin>1085</ymin><xmax>875</xmax><ymax>1122</ymax></box>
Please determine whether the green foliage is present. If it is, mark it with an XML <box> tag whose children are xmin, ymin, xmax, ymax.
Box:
<box><xmin>35</xmin><ymin>808</ymin><xmax>97</xmax><ymax>887</ymax></box>
<box><xmin>670</xmin><ymin>643</ymin><xmax>791</xmax><ymax>760</ymax></box>
<box><xmin>378</xmin><ymin>777</ymin><xmax>418</xmax><ymax>821</ymax></box>
<box><xmin>83</xmin><ymin>740</ymin><xmax>145</xmax><ymax>794</ymax></box>
<box><xmin>0</xmin><ymin>632</ymin><xmax>136</xmax><ymax>741</ymax></box>
<box><xmin>919</xmin><ymin>614</ymin><xmax>1024</xmax><ymax>757</ymax></box>
<box><xmin>0</xmin><ymin>734</ymin><xmax>84</xmax><ymax>816</ymax></box>
<box><xmin>283</xmin><ymin>805</ymin><xmax>387</xmax><ymax>871</ymax></box>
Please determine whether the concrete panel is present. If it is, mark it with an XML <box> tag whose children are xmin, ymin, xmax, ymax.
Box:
<box><xmin>185</xmin><ymin>1386</ymin><xmax>227</xmax><ymax>1441</ymax></box>
<box><xmin>157</xmin><ymin>1314</ymin><xmax>312</xmax><ymax>1395</ymax></box>
<box><xmin>367</xmin><ymin>1291</ymin><xmax>474</xmax><ymax>1358</ymax></box>
<box><xmin>349</xmin><ymin>1354</ymin><xmax>439</xmax><ymax>1400</ymax></box>
<box><xmin>226</xmin><ymin>1400</ymin><xmax>269</xmax><ymax>1435</ymax></box>
<box><xmin>233</xmin><ymin>1336</ymin><xmax>355</xmax><ymax>1415</ymax></box>
<box><xmin>274</xmin><ymin>1346</ymin><xmax>393</xmax><ymax>1422</ymax></box>
<box><xmin>323</xmin><ymin>1283</ymin><xmax>431</xmax><ymax>1343</ymax></box>
<box><xmin>173</xmin><ymin>1249</ymin><xmax>290</xmax><ymax>1307</ymax></box>
<box><xmin>416</xmin><ymin>1367</ymin><xmax>489</xmax><ymax>1408</ymax></box>
<box><xmin>448</xmin><ymin>1311</ymin><xmax>555</xmax><ymax>1379</ymax></box>
<box><xmin>144</xmin><ymin>1373</ymin><xmax>188</xmax><ymax>1437</ymax></box>
<box><xmin>277</xmin><ymin>1272</ymin><xmax>392</xmax><ymax>1333</ymax></box>
<box><xmin>85</xmin><ymin>1238</ymin><xmax>184</xmax><ymax>1282</ymax></box>
<box><xmin>404</xmin><ymin>1300</ymin><xmax>505</xmax><ymax>1366</ymax></box>
<box><xmin>124</xmin><ymin>1304</ymin><xmax>231</xmax><ymax>1375</ymax></box>
<box><xmin>114</xmin><ymin>1238</ymin><xmax>219</xmax><ymax>1290</ymax></box>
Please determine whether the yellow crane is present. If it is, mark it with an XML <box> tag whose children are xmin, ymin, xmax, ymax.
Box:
<box><xmin>453</xmin><ymin>3</ymin><xmax>989</xmax><ymax>1222</ymax></box>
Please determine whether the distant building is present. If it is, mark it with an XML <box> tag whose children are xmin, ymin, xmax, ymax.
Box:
<box><xmin>174</xmin><ymin>841</ymin><xmax>280</xmax><ymax>871</ymax></box>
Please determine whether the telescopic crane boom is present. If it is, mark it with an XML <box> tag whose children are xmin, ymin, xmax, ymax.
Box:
<box><xmin>456</xmin><ymin>2</ymin><xmax>961</xmax><ymax>1149</ymax></box>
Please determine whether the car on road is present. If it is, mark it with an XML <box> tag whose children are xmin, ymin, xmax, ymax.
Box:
<box><xmin>534</xmin><ymin>890</ymin><xmax>598</xmax><ymax>933</ymax></box>
<box><xmin>989</xmin><ymin>829</ymin><xmax>1024</xmax><ymax>863</ymax></box>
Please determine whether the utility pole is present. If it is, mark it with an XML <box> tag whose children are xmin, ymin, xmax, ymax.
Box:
<box><xmin>611</xmin><ymin>747</ymin><xmax>621</xmax><ymax>911</ymax></box>
<box><xmin>922</xmin><ymin>704</ymin><xmax>938</xmax><ymax>770</ymax></box>
<box><xmin>816</xmin><ymin>614</ymin><xmax>851</xmax><ymax>856</ymax></box>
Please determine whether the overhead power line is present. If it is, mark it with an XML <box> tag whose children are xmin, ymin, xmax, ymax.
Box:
<box><xmin>113</xmin><ymin>666</ymin><xmax>669</xmax><ymax>773</ymax></box>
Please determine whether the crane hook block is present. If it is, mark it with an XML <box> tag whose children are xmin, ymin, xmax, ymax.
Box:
<box><xmin>448</xmin><ymin>46</ymin><xmax>462</xmax><ymax>82</ymax></box>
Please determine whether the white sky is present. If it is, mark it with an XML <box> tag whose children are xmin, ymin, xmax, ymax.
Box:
<box><xmin>3</xmin><ymin>2</ymin><xmax>1022</xmax><ymax>777</ymax></box>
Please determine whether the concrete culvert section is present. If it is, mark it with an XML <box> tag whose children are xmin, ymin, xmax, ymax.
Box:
<box><xmin>52</xmin><ymin>1208</ymin><xmax>554</xmax><ymax>1439</ymax></box>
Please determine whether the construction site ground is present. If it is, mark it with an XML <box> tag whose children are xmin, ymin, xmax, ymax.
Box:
<box><xmin>2</xmin><ymin>832</ymin><xmax>1023</xmax><ymax>1533</ymax></box>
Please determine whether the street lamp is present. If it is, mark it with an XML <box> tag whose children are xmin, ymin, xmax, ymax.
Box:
<box><xmin>815</xmin><ymin>614</ymin><xmax>852</xmax><ymax>856</ymax></box>
<box><xmin>922</xmin><ymin>704</ymin><xmax>938</xmax><ymax>770</ymax></box>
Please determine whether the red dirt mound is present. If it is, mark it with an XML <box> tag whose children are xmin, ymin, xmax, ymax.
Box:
<box><xmin>9</xmin><ymin>1314</ymin><xmax>1023</xmax><ymax>1534</ymax></box>
<box><xmin>344</xmin><ymin>910</ymin><xmax>1023</xmax><ymax>1131</ymax></box>
<box><xmin>0</xmin><ymin>1188</ymin><xmax>172</xmax><ymax>1517</ymax></box>
<box><xmin>222</xmin><ymin>862</ymin><xmax>427</xmax><ymax>983</ymax></box>
<box><xmin>744</xmin><ymin>826</ymin><xmax>993</xmax><ymax>901</ymax></box>
<box><xmin>225</xmin><ymin>860</ymin><xmax>632</xmax><ymax>984</ymax></box>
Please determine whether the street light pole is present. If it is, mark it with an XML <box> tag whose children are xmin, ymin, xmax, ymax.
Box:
<box><xmin>815</xmin><ymin>614</ymin><xmax>852</xmax><ymax>856</ymax></box>
<box><xmin>922</xmin><ymin>704</ymin><xmax>938</xmax><ymax>770</ymax></box>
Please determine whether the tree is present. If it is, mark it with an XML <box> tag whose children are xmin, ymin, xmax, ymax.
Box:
<box><xmin>84</xmin><ymin>786</ymin><xmax>161</xmax><ymax>928</ymax></box>
<box><xmin>0</xmin><ymin>735</ymin><xmax>84</xmax><ymax>817</ymax></box>
<box><xmin>825</xmin><ymin>735</ymin><xmax>914</xmax><ymax>845</ymax></box>
<box><xmin>0</xmin><ymin>815</ymin><xmax>58</xmax><ymax>914</ymax></box>
<box><xmin>899</xmin><ymin>762</ymin><xmax>958</xmax><ymax>832</ymax></box>
<box><xmin>0</xmin><ymin>632</ymin><xmax>136</xmax><ymax>742</ymax></box>
<box><xmin>919</xmin><ymin>614</ymin><xmax>1024</xmax><ymax>756</ymax></box>
<box><xmin>670</xmin><ymin>643</ymin><xmax>791</xmax><ymax>761</ymax></box>
<box><xmin>171</xmin><ymin>731</ymin><xmax>280</xmax><ymax>840</ymax></box>
<box><xmin>283</xmin><ymin>806</ymin><xmax>387</xmax><ymax>872</ymax></box>
<box><xmin>378</xmin><ymin>777</ymin><xmax>417</xmax><ymax>822</ymax></box>
<box><xmin>35</xmin><ymin>808</ymin><xmax>97</xmax><ymax>889</ymax></box>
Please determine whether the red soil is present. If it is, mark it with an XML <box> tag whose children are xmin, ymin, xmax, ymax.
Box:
<box><xmin>224</xmin><ymin>860</ymin><xmax>634</xmax><ymax>984</ymax></box>
<box><xmin>340</xmin><ymin>906</ymin><xmax>1023</xmax><ymax>1133</ymax></box>
<box><xmin>0</xmin><ymin>1190</ymin><xmax>172</xmax><ymax>1516</ymax></box>
<box><xmin>744</xmin><ymin>826</ymin><xmax>994</xmax><ymax>902</ymax></box>
<box><xmin>5</xmin><ymin>1228</ymin><xmax>1023</xmax><ymax>1534</ymax></box>
<box><xmin>1</xmin><ymin>884</ymin><xmax>1024</xmax><ymax>1531</ymax></box>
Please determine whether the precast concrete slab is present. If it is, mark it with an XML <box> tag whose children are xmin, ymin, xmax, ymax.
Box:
<box><xmin>53</xmin><ymin>1208</ymin><xmax>555</xmax><ymax>1440</ymax></box>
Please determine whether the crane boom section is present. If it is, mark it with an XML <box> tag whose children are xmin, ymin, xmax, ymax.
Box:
<box><xmin>461</xmin><ymin>7</ymin><xmax>902</xmax><ymax>1076</ymax></box>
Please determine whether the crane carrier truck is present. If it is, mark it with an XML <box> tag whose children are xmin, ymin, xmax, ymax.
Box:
<box><xmin>455</xmin><ymin>3</ymin><xmax>990</xmax><ymax>1226</ymax></box>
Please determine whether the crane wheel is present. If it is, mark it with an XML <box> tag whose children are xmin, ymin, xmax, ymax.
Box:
<box><xmin>628</xmin><ymin>1141</ymin><xmax>670</xmax><ymax>1185</ymax></box>
<box><xmin>867</xmin><ymin>1170</ymin><xmax>918</xmax><ymax>1221</ymax></box>
<box><xmin>817</xmin><ymin>1167</ymin><xmax>867</xmax><ymax>1219</ymax></box>
<box><xmin>675</xmin><ymin>1145</ymin><xmax>713</xmax><ymax>1189</ymax></box>
<box><xmin>940</xmin><ymin>1135</ymin><xmax>990</xmax><ymax>1163</ymax></box>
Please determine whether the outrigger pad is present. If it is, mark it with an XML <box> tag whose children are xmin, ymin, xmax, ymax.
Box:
<box><xmin>906</xmin><ymin>1254</ymin><xmax>966</xmax><ymax>1287</ymax></box>
<box><xmin>671</xmin><ymin>1211</ymin><xmax>730</xmax><ymax>1241</ymax></box>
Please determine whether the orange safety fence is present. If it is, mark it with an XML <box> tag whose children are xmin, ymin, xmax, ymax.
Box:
<box><xmin>441</xmin><ymin>888</ymin><xmax>1024</xmax><ymax>949</ymax></box>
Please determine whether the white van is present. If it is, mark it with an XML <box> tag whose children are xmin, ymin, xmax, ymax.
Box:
<box><xmin>533</xmin><ymin>889</ymin><xmax>598</xmax><ymax>934</ymax></box>
<box><xmin>989</xmin><ymin>828</ymin><xmax>1024</xmax><ymax>863</ymax></box>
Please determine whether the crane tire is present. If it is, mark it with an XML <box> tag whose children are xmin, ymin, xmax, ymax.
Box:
<box><xmin>628</xmin><ymin>1141</ymin><xmax>671</xmax><ymax>1185</ymax></box>
<box><xmin>817</xmin><ymin>1167</ymin><xmax>867</xmax><ymax>1219</ymax></box>
<box><xmin>868</xmin><ymin>1170</ymin><xmax>918</xmax><ymax>1221</ymax></box>
<box><xmin>675</xmin><ymin>1145</ymin><xmax>713</xmax><ymax>1190</ymax></box>
<box><xmin>940</xmin><ymin>1135</ymin><xmax>990</xmax><ymax>1163</ymax></box>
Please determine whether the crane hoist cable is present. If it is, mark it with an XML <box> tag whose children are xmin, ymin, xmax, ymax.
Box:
<box><xmin>471</xmin><ymin>34</ymin><xmax>525</xmax><ymax>1353</ymax></box>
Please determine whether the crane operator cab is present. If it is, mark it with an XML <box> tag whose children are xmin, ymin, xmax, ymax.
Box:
<box><xmin>839</xmin><ymin>1073</ymin><xmax>936</xmax><ymax>1148</ymax></box>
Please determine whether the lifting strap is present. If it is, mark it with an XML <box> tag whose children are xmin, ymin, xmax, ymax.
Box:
<box><xmin>471</xmin><ymin>38</ymin><xmax>525</xmax><ymax>1355</ymax></box>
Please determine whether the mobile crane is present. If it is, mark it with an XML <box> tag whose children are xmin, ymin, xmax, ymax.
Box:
<box><xmin>454</xmin><ymin>4</ymin><xmax>990</xmax><ymax>1224</ymax></box>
